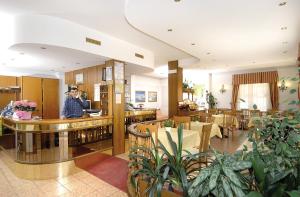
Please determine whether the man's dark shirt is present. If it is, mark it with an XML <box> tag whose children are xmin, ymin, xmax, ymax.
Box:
<box><xmin>62</xmin><ymin>97</ymin><xmax>88</xmax><ymax>118</ymax></box>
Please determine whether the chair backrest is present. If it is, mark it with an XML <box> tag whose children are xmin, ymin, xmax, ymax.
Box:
<box><xmin>208</xmin><ymin>109</ymin><xmax>218</xmax><ymax>115</ymax></box>
<box><xmin>199</xmin><ymin>112</ymin><xmax>212</xmax><ymax>123</ymax></box>
<box><xmin>250</xmin><ymin>110</ymin><xmax>260</xmax><ymax>117</ymax></box>
<box><xmin>136</xmin><ymin>124</ymin><xmax>158</xmax><ymax>145</ymax></box>
<box><xmin>173</xmin><ymin>116</ymin><xmax>191</xmax><ymax>129</ymax></box>
<box><xmin>199</xmin><ymin>123</ymin><xmax>212</xmax><ymax>152</ymax></box>
<box><xmin>222</xmin><ymin>111</ymin><xmax>236</xmax><ymax>128</ymax></box>
<box><xmin>217</xmin><ymin>108</ymin><xmax>231</xmax><ymax>114</ymax></box>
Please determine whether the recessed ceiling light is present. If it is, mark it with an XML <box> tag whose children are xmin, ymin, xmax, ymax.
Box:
<box><xmin>40</xmin><ymin>47</ymin><xmax>47</xmax><ymax>50</ymax></box>
<box><xmin>278</xmin><ymin>2</ymin><xmax>287</xmax><ymax>6</ymax></box>
<box><xmin>206</xmin><ymin>52</ymin><xmax>211</xmax><ymax>55</ymax></box>
<box><xmin>191</xmin><ymin>43</ymin><xmax>196</xmax><ymax>46</ymax></box>
<box><xmin>281</xmin><ymin>26</ymin><xmax>287</xmax><ymax>30</ymax></box>
<box><xmin>283</xmin><ymin>50</ymin><xmax>288</xmax><ymax>54</ymax></box>
<box><xmin>167</xmin><ymin>29</ymin><xmax>173</xmax><ymax>32</ymax></box>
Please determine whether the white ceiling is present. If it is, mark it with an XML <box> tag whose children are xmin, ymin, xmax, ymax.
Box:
<box><xmin>0</xmin><ymin>0</ymin><xmax>298</xmax><ymax>76</ymax></box>
<box><xmin>125</xmin><ymin>0</ymin><xmax>300</xmax><ymax>69</ymax></box>
<box><xmin>0</xmin><ymin>0</ymin><xmax>192</xmax><ymax>67</ymax></box>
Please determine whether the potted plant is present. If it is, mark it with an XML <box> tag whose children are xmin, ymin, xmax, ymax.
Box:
<box><xmin>12</xmin><ymin>100</ymin><xmax>37</xmax><ymax>120</ymax></box>
<box><xmin>164</xmin><ymin>119</ymin><xmax>173</xmax><ymax>132</ymax></box>
<box><xmin>205</xmin><ymin>91</ymin><xmax>217</xmax><ymax>109</ymax></box>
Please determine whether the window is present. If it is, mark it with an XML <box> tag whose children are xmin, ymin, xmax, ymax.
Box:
<box><xmin>238</xmin><ymin>83</ymin><xmax>271</xmax><ymax>111</ymax></box>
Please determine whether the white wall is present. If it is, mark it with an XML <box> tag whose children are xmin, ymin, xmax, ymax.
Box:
<box><xmin>130</xmin><ymin>75</ymin><xmax>168</xmax><ymax>116</ymax></box>
<box><xmin>211</xmin><ymin>66</ymin><xmax>299</xmax><ymax>111</ymax></box>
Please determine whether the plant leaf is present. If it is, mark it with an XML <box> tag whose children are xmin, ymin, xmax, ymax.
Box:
<box><xmin>246</xmin><ymin>191</ymin><xmax>263</xmax><ymax>197</ymax></box>
<box><xmin>231</xmin><ymin>161</ymin><xmax>252</xmax><ymax>171</ymax></box>
<box><xmin>209</xmin><ymin>164</ymin><xmax>221</xmax><ymax>190</ymax></box>
<box><xmin>222</xmin><ymin>167</ymin><xmax>241</xmax><ymax>187</ymax></box>
<box><xmin>286</xmin><ymin>190</ymin><xmax>300</xmax><ymax>197</ymax></box>
<box><xmin>221</xmin><ymin>176</ymin><xmax>233</xmax><ymax>197</ymax></box>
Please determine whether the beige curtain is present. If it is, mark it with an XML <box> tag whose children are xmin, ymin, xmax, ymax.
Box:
<box><xmin>232</xmin><ymin>71</ymin><xmax>279</xmax><ymax>110</ymax></box>
<box><xmin>232</xmin><ymin>85</ymin><xmax>239</xmax><ymax>110</ymax></box>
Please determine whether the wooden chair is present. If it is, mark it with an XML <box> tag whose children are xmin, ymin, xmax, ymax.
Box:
<box><xmin>220</xmin><ymin>111</ymin><xmax>237</xmax><ymax>137</ymax></box>
<box><xmin>128</xmin><ymin>128</ymin><xmax>153</xmax><ymax>160</ymax></box>
<box><xmin>217</xmin><ymin>108</ymin><xmax>231</xmax><ymax>114</ymax></box>
<box><xmin>250</xmin><ymin>110</ymin><xmax>260</xmax><ymax>117</ymax></box>
<box><xmin>208</xmin><ymin>109</ymin><xmax>218</xmax><ymax>115</ymax></box>
<box><xmin>199</xmin><ymin>112</ymin><xmax>212</xmax><ymax>123</ymax></box>
<box><xmin>199</xmin><ymin>123</ymin><xmax>213</xmax><ymax>152</ymax></box>
<box><xmin>136</xmin><ymin>124</ymin><xmax>159</xmax><ymax>145</ymax></box>
<box><xmin>173</xmin><ymin>116</ymin><xmax>191</xmax><ymax>130</ymax></box>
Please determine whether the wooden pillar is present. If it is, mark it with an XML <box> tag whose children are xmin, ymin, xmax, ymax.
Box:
<box><xmin>105</xmin><ymin>60</ymin><xmax>125</xmax><ymax>155</ymax></box>
<box><xmin>168</xmin><ymin>60</ymin><xmax>183</xmax><ymax>118</ymax></box>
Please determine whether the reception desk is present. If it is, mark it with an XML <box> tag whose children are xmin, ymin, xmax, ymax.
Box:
<box><xmin>1</xmin><ymin>116</ymin><xmax>113</xmax><ymax>164</ymax></box>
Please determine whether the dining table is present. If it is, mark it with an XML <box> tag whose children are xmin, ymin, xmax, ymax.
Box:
<box><xmin>212</xmin><ymin>114</ymin><xmax>239</xmax><ymax>128</ymax></box>
<box><xmin>190</xmin><ymin>121</ymin><xmax>222</xmax><ymax>138</ymax></box>
<box><xmin>154</xmin><ymin>128</ymin><xmax>199</xmax><ymax>153</ymax></box>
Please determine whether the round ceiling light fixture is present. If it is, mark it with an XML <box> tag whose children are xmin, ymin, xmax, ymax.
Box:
<box><xmin>167</xmin><ymin>29</ymin><xmax>173</xmax><ymax>32</ymax></box>
<box><xmin>40</xmin><ymin>47</ymin><xmax>47</xmax><ymax>50</ymax></box>
<box><xmin>191</xmin><ymin>43</ymin><xmax>196</xmax><ymax>46</ymax></box>
<box><xmin>281</xmin><ymin>26</ymin><xmax>287</xmax><ymax>30</ymax></box>
<box><xmin>206</xmin><ymin>52</ymin><xmax>211</xmax><ymax>55</ymax></box>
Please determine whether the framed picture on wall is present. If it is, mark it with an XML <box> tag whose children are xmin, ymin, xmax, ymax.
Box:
<box><xmin>75</xmin><ymin>73</ymin><xmax>84</xmax><ymax>84</ymax></box>
<box><xmin>135</xmin><ymin>91</ymin><xmax>146</xmax><ymax>102</ymax></box>
<box><xmin>148</xmin><ymin>91</ymin><xmax>157</xmax><ymax>102</ymax></box>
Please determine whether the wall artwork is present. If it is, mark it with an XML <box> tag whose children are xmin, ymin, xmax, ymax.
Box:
<box><xmin>75</xmin><ymin>73</ymin><xmax>84</xmax><ymax>84</ymax></box>
<box><xmin>148</xmin><ymin>91</ymin><xmax>157</xmax><ymax>102</ymax></box>
<box><xmin>135</xmin><ymin>91</ymin><xmax>146</xmax><ymax>102</ymax></box>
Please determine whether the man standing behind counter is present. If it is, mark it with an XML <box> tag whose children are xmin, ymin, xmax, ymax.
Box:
<box><xmin>62</xmin><ymin>86</ymin><xmax>89</xmax><ymax>118</ymax></box>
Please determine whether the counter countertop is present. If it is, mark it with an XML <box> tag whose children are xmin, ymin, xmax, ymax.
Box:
<box><xmin>2</xmin><ymin>116</ymin><xmax>113</xmax><ymax>125</ymax></box>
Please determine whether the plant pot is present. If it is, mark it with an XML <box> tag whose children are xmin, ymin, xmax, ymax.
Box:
<box><xmin>13</xmin><ymin>111</ymin><xmax>32</xmax><ymax>120</ymax></box>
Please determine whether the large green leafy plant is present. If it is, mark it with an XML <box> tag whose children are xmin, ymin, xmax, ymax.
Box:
<box><xmin>129</xmin><ymin>125</ymin><xmax>201</xmax><ymax>197</ymax></box>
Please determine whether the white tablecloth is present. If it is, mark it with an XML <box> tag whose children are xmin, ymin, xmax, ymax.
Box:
<box><xmin>190</xmin><ymin>121</ymin><xmax>222</xmax><ymax>138</ymax></box>
<box><xmin>155</xmin><ymin>128</ymin><xmax>199</xmax><ymax>153</ymax></box>
<box><xmin>212</xmin><ymin>114</ymin><xmax>239</xmax><ymax>128</ymax></box>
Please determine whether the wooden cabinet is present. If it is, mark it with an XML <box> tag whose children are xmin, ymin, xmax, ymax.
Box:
<box><xmin>20</xmin><ymin>76</ymin><xmax>59</xmax><ymax>118</ymax></box>
<box><xmin>65</xmin><ymin>71</ymin><xmax>74</xmax><ymax>85</ymax></box>
<box><xmin>42</xmin><ymin>78</ymin><xmax>59</xmax><ymax>119</ymax></box>
<box><xmin>0</xmin><ymin>76</ymin><xmax>18</xmax><ymax>109</ymax></box>
<box><xmin>20</xmin><ymin>76</ymin><xmax>43</xmax><ymax>117</ymax></box>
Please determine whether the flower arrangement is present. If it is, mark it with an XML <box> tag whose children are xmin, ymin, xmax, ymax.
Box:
<box><xmin>13</xmin><ymin>100</ymin><xmax>37</xmax><ymax>120</ymax></box>
<box><xmin>13</xmin><ymin>100</ymin><xmax>37</xmax><ymax>112</ymax></box>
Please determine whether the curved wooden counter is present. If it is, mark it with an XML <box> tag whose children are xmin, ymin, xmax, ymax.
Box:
<box><xmin>1</xmin><ymin>116</ymin><xmax>114</xmax><ymax>164</ymax></box>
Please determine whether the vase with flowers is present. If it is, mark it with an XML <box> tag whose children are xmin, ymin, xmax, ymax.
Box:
<box><xmin>13</xmin><ymin>100</ymin><xmax>37</xmax><ymax>120</ymax></box>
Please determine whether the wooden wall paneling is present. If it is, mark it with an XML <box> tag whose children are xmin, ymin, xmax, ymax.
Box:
<box><xmin>0</xmin><ymin>75</ymin><xmax>17</xmax><ymax>109</ymax></box>
<box><xmin>21</xmin><ymin>76</ymin><xmax>43</xmax><ymax>117</ymax></box>
<box><xmin>42</xmin><ymin>78</ymin><xmax>59</xmax><ymax>119</ymax></box>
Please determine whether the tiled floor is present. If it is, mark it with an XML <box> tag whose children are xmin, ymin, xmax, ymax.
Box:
<box><xmin>0</xmin><ymin>151</ymin><xmax>128</xmax><ymax>197</ymax></box>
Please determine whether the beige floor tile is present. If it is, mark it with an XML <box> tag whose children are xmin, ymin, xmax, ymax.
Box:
<box><xmin>109</xmin><ymin>190</ymin><xmax>128</xmax><ymax>197</ymax></box>
<box><xmin>57</xmin><ymin>175</ymin><xmax>81</xmax><ymax>185</ymax></box>
<box><xmin>96</xmin><ymin>185</ymin><xmax>120</xmax><ymax>196</ymax></box>
<box><xmin>63</xmin><ymin>181</ymin><xmax>95</xmax><ymax>196</ymax></box>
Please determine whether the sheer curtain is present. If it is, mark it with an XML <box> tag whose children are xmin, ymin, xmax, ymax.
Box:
<box><xmin>238</xmin><ymin>83</ymin><xmax>271</xmax><ymax>111</ymax></box>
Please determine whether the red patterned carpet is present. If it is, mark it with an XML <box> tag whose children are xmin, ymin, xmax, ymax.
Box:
<box><xmin>74</xmin><ymin>152</ymin><xmax>129</xmax><ymax>192</ymax></box>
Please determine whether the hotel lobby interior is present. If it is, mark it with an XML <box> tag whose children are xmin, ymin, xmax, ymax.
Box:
<box><xmin>0</xmin><ymin>0</ymin><xmax>300</xmax><ymax>196</ymax></box>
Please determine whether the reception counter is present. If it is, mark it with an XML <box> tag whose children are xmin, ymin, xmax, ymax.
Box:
<box><xmin>1</xmin><ymin>116</ymin><xmax>113</xmax><ymax>164</ymax></box>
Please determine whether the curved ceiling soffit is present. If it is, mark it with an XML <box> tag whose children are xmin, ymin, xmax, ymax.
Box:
<box><xmin>10</xmin><ymin>14</ymin><xmax>155</xmax><ymax>71</ymax></box>
<box><xmin>124</xmin><ymin>0</ymin><xmax>199</xmax><ymax>67</ymax></box>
